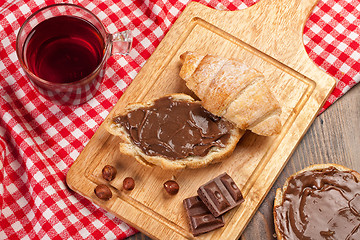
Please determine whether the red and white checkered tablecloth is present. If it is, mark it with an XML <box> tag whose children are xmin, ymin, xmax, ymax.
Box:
<box><xmin>0</xmin><ymin>0</ymin><xmax>359</xmax><ymax>239</ymax></box>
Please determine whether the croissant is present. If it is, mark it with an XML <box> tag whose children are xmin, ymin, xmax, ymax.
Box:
<box><xmin>105</xmin><ymin>93</ymin><xmax>243</xmax><ymax>170</ymax></box>
<box><xmin>179</xmin><ymin>51</ymin><xmax>282</xmax><ymax>136</ymax></box>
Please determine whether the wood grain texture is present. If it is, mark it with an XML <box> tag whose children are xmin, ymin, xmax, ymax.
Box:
<box><xmin>126</xmin><ymin>74</ymin><xmax>360</xmax><ymax>240</ymax></box>
<box><xmin>241</xmin><ymin>83</ymin><xmax>360</xmax><ymax>240</ymax></box>
<box><xmin>67</xmin><ymin>0</ymin><xmax>336</xmax><ymax>239</ymax></box>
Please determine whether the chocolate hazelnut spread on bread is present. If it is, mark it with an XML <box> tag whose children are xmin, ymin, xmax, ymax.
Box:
<box><xmin>274</xmin><ymin>166</ymin><xmax>360</xmax><ymax>240</ymax></box>
<box><xmin>113</xmin><ymin>96</ymin><xmax>233</xmax><ymax>160</ymax></box>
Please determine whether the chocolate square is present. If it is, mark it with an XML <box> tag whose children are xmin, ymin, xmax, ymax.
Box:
<box><xmin>197</xmin><ymin>172</ymin><xmax>244</xmax><ymax>217</ymax></box>
<box><xmin>183</xmin><ymin>196</ymin><xmax>225</xmax><ymax>236</ymax></box>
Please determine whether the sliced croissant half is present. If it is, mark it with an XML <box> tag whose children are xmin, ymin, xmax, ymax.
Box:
<box><xmin>105</xmin><ymin>93</ymin><xmax>243</xmax><ymax>170</ymax></box>
<box><xmin>179</xmin><ymin>51</ymin><xmax>282</xmax><ymax>136</ymax></box>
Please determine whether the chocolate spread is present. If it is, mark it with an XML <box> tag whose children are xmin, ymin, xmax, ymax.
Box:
<box><xmin>113</xmin><ymin>96</ymin><xmax>233</xmax><ymax>160</ymax></box>
<box><xmin>275</xmin><ymin>167</ymin><xmax>360</xmax><ymax>240</ymax></box>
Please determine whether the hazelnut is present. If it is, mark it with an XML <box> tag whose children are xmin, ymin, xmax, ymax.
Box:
<box><xmin>102</xmin><ymin>165</ymin><xmax>117</xmax><ymax>181</ymax></box>
<box><xmin>164</xmin><ymin>180</ymin><xmax>179</xmax><ymax>195</ymax></box>
<box><xmin>123</xmin><ymin>177</ymin><xmax>135</xmax><ymax>190</ymax></box>
<box><xmin>94</xmin><ymin>184</ymin><xmax>112</xmax><ymax>200</ymax></box>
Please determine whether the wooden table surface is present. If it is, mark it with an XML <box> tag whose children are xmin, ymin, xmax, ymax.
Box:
<box><xmin>125</xmin><ymin>83</ymin><xmax>360</xmax><ymax>240</ymax></box>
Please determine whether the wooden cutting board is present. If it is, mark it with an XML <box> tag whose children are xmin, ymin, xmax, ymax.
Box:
<box><xmin>67</xmin><ymin>0</ymin><xmax>335</xmax><ymax>239</ymax></box>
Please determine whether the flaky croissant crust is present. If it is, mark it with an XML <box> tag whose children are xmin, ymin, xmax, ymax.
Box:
<box><xmin>180</xmin><ymin>51</ymin><xmax>282</xmax><ymax>136</ymax></box>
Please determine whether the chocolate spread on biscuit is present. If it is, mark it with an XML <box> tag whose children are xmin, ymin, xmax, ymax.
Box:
<box><xmin>113</xmin><ymin>96</ymin><xmax>233</xmax><ymax>160</ymax></box>
<box><xmin>275</xmin><ymin>167</ymin><xmax>360</xmax><ymax>240</ymax></box>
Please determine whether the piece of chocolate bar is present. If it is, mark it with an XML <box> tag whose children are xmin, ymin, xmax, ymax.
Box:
<box><xmin>197</xmin><ymin>172</ymin><xmax>244</xmax><ymax>217</ymax></box>
<box><xmin>183</xmin><ymin>196</ymin><xmax>224</xmax><ymax>236</ymax></box>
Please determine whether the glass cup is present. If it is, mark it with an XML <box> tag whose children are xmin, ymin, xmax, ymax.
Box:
<box><xmin>16</xmin><ymin>3</ymin><xmax>132</xmax><ymax>105</ymax></box>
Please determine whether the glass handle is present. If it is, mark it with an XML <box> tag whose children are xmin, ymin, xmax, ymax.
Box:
<box><xmin>111</xmin><ymin>30</ymin><xmax>132</xmax><ymax>55</ymax></box>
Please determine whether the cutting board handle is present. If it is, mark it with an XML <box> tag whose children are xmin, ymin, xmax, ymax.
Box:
<box><xmin>189</xmin><ymin>0</ymin><xmax>319</xmax><ymax>31</ymax></box>
<box><xmin>248</xmin><ymin>0</ymin><xmax>320</xmax><ymax>36</ymax></box>
<box><xmin>177</xmin><ymin>0</ymin><xmax>319</xmax><ymax>76</ymax></box>
<box><xmin>182</xmin><ymin>0</ymin><xmax>320</xmax><ymax>65</ymax></box>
